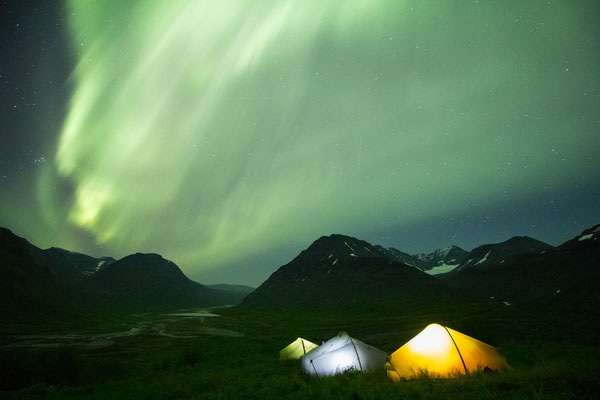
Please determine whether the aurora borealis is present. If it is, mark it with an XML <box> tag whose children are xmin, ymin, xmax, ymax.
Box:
<box><xmin>1</xmin><ymin>1</ymin><xmax>599</xmax><ymax>285</ymax></box>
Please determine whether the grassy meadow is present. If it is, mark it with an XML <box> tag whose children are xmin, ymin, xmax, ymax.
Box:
<box><xmin>1</xmin><ymin>298</ymin><xmax>599</xmax><ymax>399</ymax></box>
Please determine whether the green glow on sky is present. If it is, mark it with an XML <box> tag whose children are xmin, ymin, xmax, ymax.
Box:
<box><xmin>29</xmin><ymin>0</ymin><xmax>599</xmax><ymax>284</ymax></box>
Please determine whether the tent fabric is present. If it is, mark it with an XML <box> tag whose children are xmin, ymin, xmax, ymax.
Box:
<box><xmin>301</xmin><ymin>331</ymin><xmax>387</xmax><ymax>377</ymax></box>
<box><xmin>280</xmin><ymin>337</ymin><xmax>319</xmax><ymax>360</ymax></box>
<box><xmin>387</xmin><ymin>323</ymin><xmax>508</xmax><ymax>381</ymax></box>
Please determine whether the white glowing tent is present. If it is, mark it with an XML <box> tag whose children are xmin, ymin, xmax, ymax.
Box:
<box><xmin>301</xmin><ymin>332</ymin><xmax>387</xmax><ymax>377</ymax></box>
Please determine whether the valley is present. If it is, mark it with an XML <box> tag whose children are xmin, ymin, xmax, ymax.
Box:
<box><xmin>1</xmin><ymin>224</ymin><xmax>599</xmax><ymax>399</ymax></box>
<box><xmin>1</xmin><ymin>300</ymin><xmax>599</xmax><ymax>399</ymax></box>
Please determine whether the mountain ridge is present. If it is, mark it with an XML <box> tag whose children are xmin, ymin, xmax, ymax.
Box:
<box><xmin>0</xmin><ymin>227</ymin><xmax>250</xmax><ymax>317</ymax></box>
<box><xmin>3</xmin><ymin>223</ymin><xmax>597</xmax><ymax>319</ymax></box>
<box><xmin>440</xmin><ymin>225</ymin><xmax>599</xmax><ymax>304</ymax></box>
<box><xmin>240</xmin><ymin>234</ymin><xmax>461</xmax><ymax>311</ymax></box>
<box><xmin>453</xmin><ymin>235</ymin><xmax>553</xmax><ymax>272</ymax></box>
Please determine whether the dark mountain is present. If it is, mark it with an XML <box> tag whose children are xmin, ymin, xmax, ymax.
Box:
<box><xmin>414</xmin><ymin>245</ymin><xmax>470</xmax><ymax>271</ymax></box>
<box><xmin>87</xmin><ymin>253</ymin><xmax>244</xmax><ymax>307</ymax></box>
<box><xmin>453</xmin><ymin>236</ymin><xmax>553</xmax><ymax>272</ymax></box>
<box><xmin>298</xmin><ymin>234</ymin><xmax>385</xmax><ymax>259</ymax></box>
<box><xmin>0</xmin><ymin>228</ymin><xmax>63</xmax><ymax>318</ymax></box>
<box><xmin>373</xmin><ymin>245</ymin><xmax>425</xmax><ymax>270</ymax></box>
<box><xmin>206</xmin><ymin>284</ymin><xmax>254</xmax><ymax>295</ymax></box>
<box><xmin>0</xmin><ymin>227</ymin><xmax>55</xmax><ymax>282</ymax></box>
<box><xmin>31</xmin><ymin>247</ymin><xmax>115</xmax><ymax>284</ymax></box>
<box><xmin>0</xmin><ymin>227</ymin><xmax>249</xmax><ymax>318</ymax></box>
<box><xmin>557</xmin><ymin>224</ymin><xmax>600</xmax><ymax>252</ymax></box>
<box><xmin>442</xmin><ymin>225</ymin><xmax>599</xmax><ymax>304</ymax></box>
<box><xmin>0</xmin><ymin>227</ymin><xmax>114</xmax><ymax>286</ymax></box>
<box><xmin>373</xmin><ymin>243</ymin><xmax>471</xmax><ymax>273</ymax></box>
<box><xmin>240</xmin><ymin>234</ymin><xmax>457</xmax><ymax>312</ymax></box>
<box><xmin>205</xmin><ymin>284</ymin><xmax>254</xmax><ymax>304</ymax></box>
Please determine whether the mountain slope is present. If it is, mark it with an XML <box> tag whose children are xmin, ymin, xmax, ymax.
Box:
<box><xmin>240</xmin><ymin>234</ymin><xmax>458</xmax><ymax>312</ymax></box>
<box><xmin>373</xmin><ymin>244</ymin><xmax>471</xmax><ymax>274</ymax></box>
<box><xmin>31</xmin><ymin>247</ymin><xmax>115</xmax><ymax>284</ymax></box>
<box><xmin>206</xmin><ymin>284</ymin><xmax>254</xmax><ymax>293</ymax></box>
<box><xmin>373</xmin><ymin>245</ymin><xmax>426</xmax><ymax>270</ymax></box>
<box><xmin>415</xmin><ymin>245</ymin><xmax>470</xmax><ymax>271</ymax></box>
<box><xmin>206</xmin><ymin>284</ymin><xmax>254</xmax><ymax>303</ymax></box>
<box><xmin>88</xmin><ymin>253</ymin><xmax>241</xmax><ymax>307</ymax></box>
<box><xmin>0</xmin><ymin>228</ymin><xmax>55</xmax><ymax>282</ymax></box>
<box><xmin>454</xmin><ymin>236</ymin><xmax>553</xmax><ymax>272</ymax></box>
<box><xmin>442</xmin><ymin>225</ymin><xmax>599</xmax><ymax>304</ymax></box>
<box><xmin>0</xmin><ymin>228</ymin><xmax>65</xmax><ymax>319</ymax></box>
<box><xmin>0</xmin><ymin>227</ymin><xmax>249</xmax><ymax>318</ymax></box>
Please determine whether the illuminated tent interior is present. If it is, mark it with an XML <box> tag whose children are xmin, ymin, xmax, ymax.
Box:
<box><xmin>301</xmin><ymin>332</ymin><xmax>387</xmax><ymax>377</ymax></box>
<box><xmin>279</xmin><ymin>338</ymin><xmax>319</xmax><ymax>360</ymax></box>
<box><xmin>387</xmin><ymin>323</ymin><xmax>508</xmax><ymax>381</ymax></box>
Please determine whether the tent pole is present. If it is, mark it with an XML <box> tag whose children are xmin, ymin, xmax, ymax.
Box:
<box><xmin>443</xmin><ymin>326</ymin><xmax>468</xmax><ymax>374</ymax></box>
<box><xmin>349</xmin><ymin>338</ymin><xmax>363</xmax><ymax>371</ymax></box>
<box><xmin>301</xmin><ymin>339</ymin><xmax>306</xmax><ymax>354</ymax></box>
<box><xmin>310</xmin><ymin>360</ymin><xmax>319</xmax><ymax>377</ymax></box>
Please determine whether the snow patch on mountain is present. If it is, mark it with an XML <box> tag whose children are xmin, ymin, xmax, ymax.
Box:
<box><xmin>475</xmin><ymin>250</ymin><xmax>491</xmax><ymax>265</ymax></box>
<box><xmin>425</xmin><ymin>263</ymin><xmax>460</xmax><ymax>275</ymax></box>
<box><xmin>344</xmin><ymin>241</ymin><xmax>356</xmax><ymax>253</ymax></box>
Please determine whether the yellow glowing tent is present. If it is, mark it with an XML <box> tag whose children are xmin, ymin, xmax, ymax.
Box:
<box><xmin>387</xmin><ymin>323</ymin><xmax>508</xmax><ymax>381</ymax></box>
<box><xmin>280</xmin><ymin>337</ymin><xmax>319</xmax><ymax>360</ymax></box>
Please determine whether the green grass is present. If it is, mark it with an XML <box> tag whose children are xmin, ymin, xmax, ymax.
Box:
<box><xmin>1</xmin><ymin>303</ymin><xmax>599</xmax><ymax>399</ymax></box>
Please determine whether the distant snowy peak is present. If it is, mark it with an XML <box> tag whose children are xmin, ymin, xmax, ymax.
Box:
<box><xmin>414</xmin><ymin>245</ymin><xmax>469</xmax><ymax>271</ymax></box>
<box><xmin>437</xmin><ymin>245</ymin><xmax>456</xmax><ymax>258</ymax></box>
<box><xmin>414</xmin><ymin>253</ymin><xmax>428</xmax><ymax>261</ymax></box>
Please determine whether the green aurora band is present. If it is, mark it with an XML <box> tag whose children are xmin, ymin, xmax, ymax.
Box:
<box><xmin>32</xmin><ymin>0</ymin><xmax>599</xmax><ymax>284</ymax></box>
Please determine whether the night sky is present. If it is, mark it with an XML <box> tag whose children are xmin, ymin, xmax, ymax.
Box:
<box><xmin>1</xmin><ymin>1</ymin><xmax>599</xmax><ymax>286</ymax></box>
